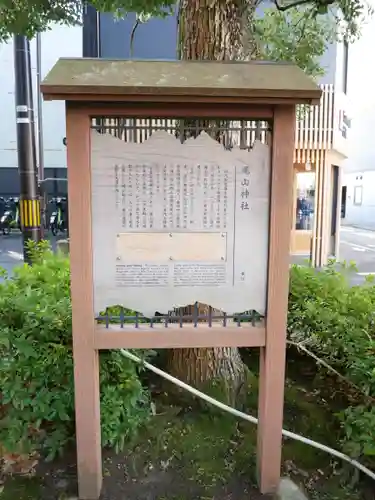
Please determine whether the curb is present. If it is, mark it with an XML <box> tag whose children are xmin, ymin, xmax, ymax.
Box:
<box><xmin>275</xmin><ymin>478</ymin><xmax>309</xmax><ymax>500</ymax></box>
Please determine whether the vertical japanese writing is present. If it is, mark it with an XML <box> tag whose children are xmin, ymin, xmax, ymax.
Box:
<box><xmin>113</xmin><ymin>161</ymin><xmax>234</xmax><ymax>232</ymax></box>
<box><xmin>240</xmin><ymin>165</ymin><xmax>250</xmax><ymax>211</ymax></box>
<box><xmin>142</xmin><ymin>165</ymin><xmax>147</xmax><ymax>228</ymax></box>
<box><xmin>114</xmin><ymin>164</ymin><xmax>120</xmax><ymax>209</ymax></box>
<box><xmin>128</xmin><ymin>165</ymin><xmax>133</xmax><ymax>229</ymax></box>
<box><xmin>175</xmin><ymin>164</ymin><xmax>181</xmax><ymax>228</ymax></box>
<box><xmin>189</xmin><ymin>165</ymin><xmax>194</xmax><ymax>225</ymax></box>
<box><xmin>182</xmin><ymin>164</ymin><xmax>188</xmax><ymax>229</ymax></box>
<box><xmin>162</xmin><ymin>164</ymin><xmax>167</xmax><ymax>229</ymax></box>
<box><xmin>215</xmin><ymin>165</ymin><xmax>221</xmax><ymax>229</ymax></box>
<box><xmin>202</xmin><ymin>165</ymin><xmax>208</xmax><ymax>228</ymax></box>
<box><xmin>121</xmin><ymin>165</ymin><xmax>126</xmax><ymax>228</ymax></box>
<box><xmin>135</xmin><ymin>167</ymin><xmax>140</xmax><ymax>228</ymax></box>
<box><xmin>196</xmin><ymin>164</ymin><xmax>201</xmax><ymax>189</ymax></box>
<box><xmin>148</xmin><ymin>165</ymin><xmax>154</xmax><ymax>229</ymax></box>
<box><xmin>168</xmin><ymin>165</ymin><xmax>174</xmax><ymax>228</ymax></box>
<box><xmin>223</xmin><ymin>169</ymin><xmax>228</xmax><ymax>229</ymax></box>
<box><xmin>156</xmin><ymin>165</ymin><xmax>161</xmax><ymax>195</ymax></box>
<box><xmin>209</xmin><ymin>165</ymin><xmax>215</xmax><ymax>228</ymax></box>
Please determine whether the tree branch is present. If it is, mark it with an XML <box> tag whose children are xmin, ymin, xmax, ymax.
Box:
<box><xmin>129</xmin><ymin>18</ymin><xmax>140</xmax><ymax>58</ymax></box>
<box><xmin>272</xmin><ymin>0</ymin><xmax>334</xmax><ymax>12</ymax></box>
<box><xmin>287</xmin><ymin>340</ymin><xmax>375</xmax><ymax>405</ymax></box>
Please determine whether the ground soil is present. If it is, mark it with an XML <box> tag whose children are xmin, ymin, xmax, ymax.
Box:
<box><xmin>1</xmin><ymin>350</ymin><xmax>374</xmax><ymax>500</ymax></box>
<box><xmin>1</xmin><ymin>415</ymin><xmax>269</xmax><ymax>500</ymax></box>
<box><xmin>2</xmin><ymin>453</ymin><xmax>269</xmax><ymax>500</ymax></box>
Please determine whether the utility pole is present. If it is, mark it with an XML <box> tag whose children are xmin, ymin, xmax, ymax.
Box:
<box><xmin>14</xmin><ymin>35</ymin><xmax>42</xmax><ymax>263</ymax></box>
<box><xmin>36</xmin><ymin>32</ymin><xmax>45</xmax><ymax>238</ymax></box>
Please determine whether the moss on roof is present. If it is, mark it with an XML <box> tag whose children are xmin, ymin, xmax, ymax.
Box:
<box><xmin>41</xmin><ymin>58</ymin><xmax>321</xmax><ymax>102</ymax></box>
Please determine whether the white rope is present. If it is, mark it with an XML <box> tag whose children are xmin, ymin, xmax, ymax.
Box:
<box><xmin>120</xmin><ymin>349</ymin><xmax>375</xmax><ymax>482</ymax></box>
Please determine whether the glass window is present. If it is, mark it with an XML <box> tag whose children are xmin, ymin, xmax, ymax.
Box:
<box><xmin>353</xmin><ymin>185</ymin><xmax>362</xmax><ymax>205</ymax></box>
<box><xmin>295</xmin><ymin>172</ymin><xmax>315</xmax><ymax>231</ymax></box>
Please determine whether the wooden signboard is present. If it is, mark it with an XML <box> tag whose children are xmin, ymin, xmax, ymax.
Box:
<box><xmin>41</xmin><ymin>58</ymin><xmax>321</xmax><ymax>500</ymax></box>
<box><xmin>91</xmin><ymin>130</ymin><xmax>270</xmax><ymax>319</ymax></box>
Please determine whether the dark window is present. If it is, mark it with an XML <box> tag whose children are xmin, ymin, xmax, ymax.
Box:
<box><xmin>82</xmin><ymin>4</ymin><xmax>100</xmax><ymax>57</ymax></box>
<box><xmin>342</xmin><ymin>40</ymin><xmax>349</xmax><ymax>94</ymax></box>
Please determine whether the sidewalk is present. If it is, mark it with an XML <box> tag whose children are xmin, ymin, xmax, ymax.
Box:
<box><xmin>290</xmin><ymin>254</ymin><xmax>311</xmax><ymax>266</ymax></box>
<box><xmin>341</xmin><ymin>221</ymin><xmax>375</xmax><ymax>232</ymax></box>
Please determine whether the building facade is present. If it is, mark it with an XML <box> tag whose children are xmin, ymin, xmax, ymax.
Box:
<box><xmin>84</xmin><ymin>6</ymin><xmax>351</xmax><ymax>266</ymax></box>
<box><xmin>0</xmin><ymin>7</ymin><xmax>358</xmax><ymax>264</ymax></box>
<box><xmin>0</xmin><ymin>24</ymin><xmax>82</xmax><ymax>196</ymax></box>
<box><xmin>341</xmin><ymin>12</ymin><xmax>375</xmax><ymax>230</ymax></box>
<box><xmin>293</xmin><ymin>53</ymin><xmax>350</xmax><ymax>264</ymax></box>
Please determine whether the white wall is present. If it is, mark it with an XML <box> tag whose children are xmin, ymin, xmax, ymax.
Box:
<box><xmin>0</xmin><ymin>24</ymin><xmax>82</xmax><ymax>170</ymax></box>
<box><xmin>340</xmin><ymin>6</ymin><xmax>375</xmax><ymax>228</ymax></box>
<box><xmin>343</xmin><ymin>7</ymin><xmax>375</xmax><ymax>174</ymax></box>
<box><xmin>343</xmin><ymin>171</ymin><xmax>375</xmax><ymax>229</ymax></box>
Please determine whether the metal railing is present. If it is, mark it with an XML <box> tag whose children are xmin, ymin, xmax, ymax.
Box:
<box><xmin>96</xmin><ymin>306</ymin><xmax>263</xmax><ymax>329</ymax></box>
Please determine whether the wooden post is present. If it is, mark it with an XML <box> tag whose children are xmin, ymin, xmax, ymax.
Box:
<box><xmin>290</xmin><ymin>167</ymin><xmax>298</xmax><ymax>254</ymax></box>
<box><xmin>257</xmin><ymin>105</ymin><xmax>296</xmax><ymax>494</ymax></box>
<box><xmin>66</xmin><ymin>105</ymin><xmax>102</xmax><ymax>499</ymax></box>
<box><xmin>335</xmin><ymin>165</ymin><xmax>343</xmax><ymax>260</ymax></box>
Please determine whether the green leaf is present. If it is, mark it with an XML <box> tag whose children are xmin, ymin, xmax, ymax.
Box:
<box><xmin>0</xmin><ymin>0</ymin><xmax>175</xmax><ymax>42</ymax></box>
<box><xmin>0</xmin><ymin>242</ymin><xmax>151</xmax><ymax>459</ymax></box>
<box><xmin>253</xmin><ymin>6</ymin><xmax>337</xmax><ymax>78</ymax></box>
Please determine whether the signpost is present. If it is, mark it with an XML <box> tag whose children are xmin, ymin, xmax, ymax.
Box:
<box><xmin>41</xmin><ymin>58</ymin><xmax>321</xmax><ymax>500</ymax></box>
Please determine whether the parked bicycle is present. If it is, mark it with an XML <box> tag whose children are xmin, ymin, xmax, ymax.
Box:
<box><xmin>0</xmin><ymin>197</ymin><xmax>6</xmax><ymax>219</ymax></box>
<box><xmin>0</xmin><ymin>197</ymin><xmax>21</xmax><ymax>235</ymax></box>
<box><xmin>49</xmin><ymin>197</ymin><xmax>67</xmax><ymax>235</ymax></box>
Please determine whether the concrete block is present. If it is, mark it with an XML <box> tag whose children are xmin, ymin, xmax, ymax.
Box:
<box><xmin>275</xmin><ymin>478</ymin><xmax>309</xmax><ymax>500</ymax></box>
<box><xmin>56</xmin><ymin>239</ymin><xmax>70</xmax><ymax>255</ymax></box>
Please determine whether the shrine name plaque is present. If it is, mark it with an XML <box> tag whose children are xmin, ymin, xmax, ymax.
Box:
<box><xmin>91</xmin><ymin>130</ymin><xmax>270</xmax><ymax>317</ymax></box>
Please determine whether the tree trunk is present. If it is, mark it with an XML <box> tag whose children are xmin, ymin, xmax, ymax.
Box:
<box><xmin>166</xmin><ymin>0</ymin><xmax>255</xmax><ymax>402</ymax></box>
<box><xmin>177</xmin><ymin>0</ymin><xmax>245</xmax><ymax>61</ymax></box>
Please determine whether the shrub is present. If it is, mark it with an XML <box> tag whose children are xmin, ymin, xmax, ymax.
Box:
<box><xmin>288</xmin><ymin>261</ymin><xmax>375</xmax><ymax>462</ymax></box>
<box><xmin>0</xmin><ymin>242</ymin><xmax>151</xmax><ymax>461</ymax></box>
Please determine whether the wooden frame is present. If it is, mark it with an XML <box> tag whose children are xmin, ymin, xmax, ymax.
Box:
<box><xmin>65</xmin><ymin>102</ymin><xmax>294</xmax><ymax>499</ymax></box>
<box><xmin>43</xmin><ymin>59</ymin><xmax>320</xmax><ymax>500</ymax></box>
<box><xmin>67</xmin><ymin>101</ymin><xmax>274</xmax><ymax>119</ymax></box>
<box><xmin>258</xmin><ymin>106</ymin><xmax>295</xmax><ymax>492</ymax></box>
<box><xmin>66</xmin><ymin>106</ymin><xmax>102</xmax><ymax>498</ymax></box>
<box><xmin>94</xmin><ymin>323</ymin><xmax>266</xmax><ymax>349</ymax></box>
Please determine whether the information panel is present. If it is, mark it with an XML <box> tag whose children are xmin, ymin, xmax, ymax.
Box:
<box><xmin>91</xmin><ymin>130</ymin><xmax>270</xmax><ymax>317</ymax></box>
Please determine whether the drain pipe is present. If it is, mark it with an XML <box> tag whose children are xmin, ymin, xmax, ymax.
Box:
<box><xmin>120</xmin><ymin>349</ymin><xmax>375</xmax><ymax>482</ymax></box>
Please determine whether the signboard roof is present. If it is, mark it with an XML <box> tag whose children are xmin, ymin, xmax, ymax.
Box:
<box><xmin>41</xmin><ymin>58</ymin><xmax>321</xmax><ymax>104</ymax></box>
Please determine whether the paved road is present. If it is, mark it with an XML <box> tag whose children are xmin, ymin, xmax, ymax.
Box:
<box><xmin>0</xmin><ymin>232</ymin><xmax>60</xmax><ymax>277</ymax></box>
<box><xmin>1</xmin><ymin>226</ymin><xmax>375</xmax><ymax>286</ymax></box>
<box><xmin>290</xmin><ymin>225</ymin><xmax>375</xmax><ymax>286</ymax></box>
<box><xmin>339</xmin><ymin>225</ymin><xmax>375</xmax><ymax>285</ymax></box>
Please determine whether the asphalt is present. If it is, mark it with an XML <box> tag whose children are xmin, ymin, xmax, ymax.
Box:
<box><xmin>1</xmin><ymin>225</ymin><xmax>375</xmax><ymax>286</ymax></box>
<box><xmin>337</xmin><ymin>225</ymin><xmax>375</xmax><ymax>285</ymax></box>
<box><xmin>289</xmin><ymin>226</ymin><xmax>375</xmax><ymax>286</ymax></box>
<box><xmin>0</xmin><ymin>232</ymin><xmax>60</xmax><ymax>277</ymax></box>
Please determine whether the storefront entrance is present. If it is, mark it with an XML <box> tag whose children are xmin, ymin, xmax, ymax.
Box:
<box><xmin>290</xmin><ymin>164</ymin><xmax>316</xmax><ymax>256</ymax></box>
